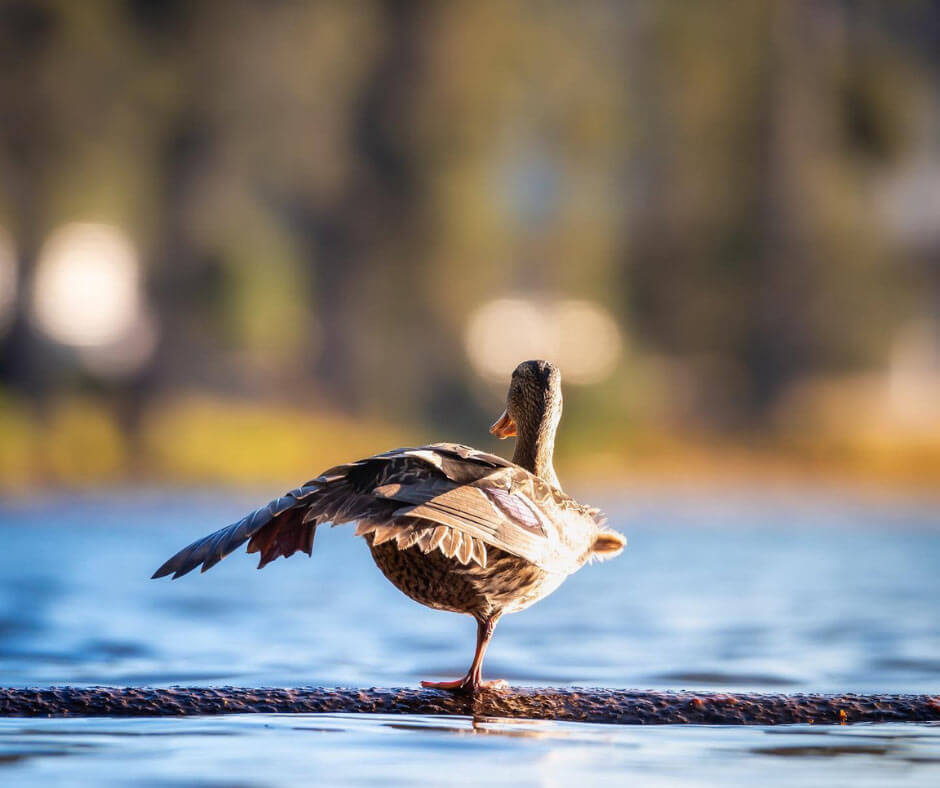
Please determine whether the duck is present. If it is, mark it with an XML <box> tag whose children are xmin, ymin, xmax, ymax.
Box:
<box><xmin>152</xmin><ymin>360</ymin><xmax>626</xmax><ymax>692</ymax></box>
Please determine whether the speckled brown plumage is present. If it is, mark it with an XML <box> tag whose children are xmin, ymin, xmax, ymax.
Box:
<box><xmin>367</xmin><ymin>533</ymin><xmax>565</xmax><ymax>621</ymax></box>
<box><xmin>153</xmin><ymin>360</ymin><xmax>626</xmax><ymax>692</ymax></box>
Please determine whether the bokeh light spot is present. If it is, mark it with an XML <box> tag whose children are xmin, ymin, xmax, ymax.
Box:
<box><xmin>465</xmin><ymin>297</ymin><xmax>622</xmax><ymax>384</ymax></box>
<box><xmin>32</xmin><ymin>223</ymin><xmax>143</xmax><ymax>348</ymax></box>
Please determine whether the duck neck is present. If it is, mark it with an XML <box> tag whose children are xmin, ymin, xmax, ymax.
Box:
<box><xmin>512</xmin><ymin>418</ymin><xmax>560</xmax><ymax>488</ymax></box>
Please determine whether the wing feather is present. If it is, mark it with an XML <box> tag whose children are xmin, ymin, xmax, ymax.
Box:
<box><xmin>428</xmin><ymin>525</ymin><xmax>448</xmax><ymax>552</ymax></box>
<box><xmin>442</xmin><ymin>527</ymin><xmax>460</xmax><ymax>558</ymax></box>
<box><xmin>470</xmin><ymin>537</ymin><xmax>488</xmax><ymax>568</ymax></box>
<box><xmin>153</xmin><ymin>442</ymin><xmax>598</xmax><ymax>581</ymax></box>
<box><xmin>457</xmin><ymin>532</ymin><xmax>473</xmax><ymax>565</ymax></box>
<box><xmin>378</xmin><ymin>480</ymin><xmax>554</xmax><ymax>568</ymax></box>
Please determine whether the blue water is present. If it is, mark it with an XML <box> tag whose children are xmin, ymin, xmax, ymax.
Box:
<box><xmin>0</xmin><ymin>486</ymin><xmax>938</xmax><ymax>785</ymax></box>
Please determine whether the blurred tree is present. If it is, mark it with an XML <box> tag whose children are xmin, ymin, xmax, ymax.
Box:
<box><xmin>0</xmin><ymin>0</ymin><xmax>59</xmax><ymax>401</ymax></box>
<box><xmin>623</xmin><ymin>0</ymin><xmax>926</xmax><ymax>430</ymax></box>
<box><xmin>0</xmin><ymin>0</ymin><xmax>938</xmax><ymax>485</ymax></box>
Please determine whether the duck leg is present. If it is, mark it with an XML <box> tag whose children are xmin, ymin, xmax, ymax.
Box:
<box><xmin>421</xmin><ymin>616</ymin><xmax>507</xmax><ymax>693</ymax></box>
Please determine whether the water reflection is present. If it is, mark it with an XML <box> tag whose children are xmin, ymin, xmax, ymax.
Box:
<box><xmin>0</xmin><ymin>715</ymin><xmax>937</xmax><ymax>786</ymax></box>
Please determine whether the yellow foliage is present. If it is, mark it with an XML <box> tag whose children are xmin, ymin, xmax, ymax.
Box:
<box><xmin>141</xmin><ymin>395</ymin><xmax>408</xmax><ymax>485</ymax></box>
<box><xmin>0</xmin><ymin>394</ymin><xmax>39</xmax><ymax>488</ymax></box>
<box><xmin>43</xmin><ymin>398</ymin><xmax>126</xmax><ymax>483</ymax></box>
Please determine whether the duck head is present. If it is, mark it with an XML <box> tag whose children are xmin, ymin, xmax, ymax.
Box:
<box><xmin>490</xmin><ymin>360</ymin><xmax>563</xmax><ymax>488</ymax></box>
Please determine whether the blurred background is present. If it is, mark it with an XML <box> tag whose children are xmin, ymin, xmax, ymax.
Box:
<box><xmin>1</xmin><ymin>0</ymin><xmax>939</xmax><ymax>491</ymax></box>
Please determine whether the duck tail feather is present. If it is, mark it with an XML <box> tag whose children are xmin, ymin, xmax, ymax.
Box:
<box><xmin>590</xmin><ymin>528</ymin><xmax>627</xmax><ymax>561</ymax></box>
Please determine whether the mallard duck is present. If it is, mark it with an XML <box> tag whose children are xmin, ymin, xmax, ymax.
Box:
<box><xmin>153</xmin><ymin>360</ymin><xmax>626</xmax><ymax>692</ymax></box>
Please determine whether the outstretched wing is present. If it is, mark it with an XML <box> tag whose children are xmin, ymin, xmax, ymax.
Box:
<box><xmin>152</xmin><ymin>443</ymin><xmax>577</xmax><ymax>580</ymax></box>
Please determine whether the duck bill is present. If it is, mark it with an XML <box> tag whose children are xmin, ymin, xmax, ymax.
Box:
<box><xmin>489</xmin><ymin>409</ymin><xmax>517</xmax><ymax>439</ymax></box>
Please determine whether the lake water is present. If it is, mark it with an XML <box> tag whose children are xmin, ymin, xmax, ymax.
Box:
<box><xmin>0</xmin><ymin>485</ymin><xmax>938</xmax><ymax>786</ymax></box>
